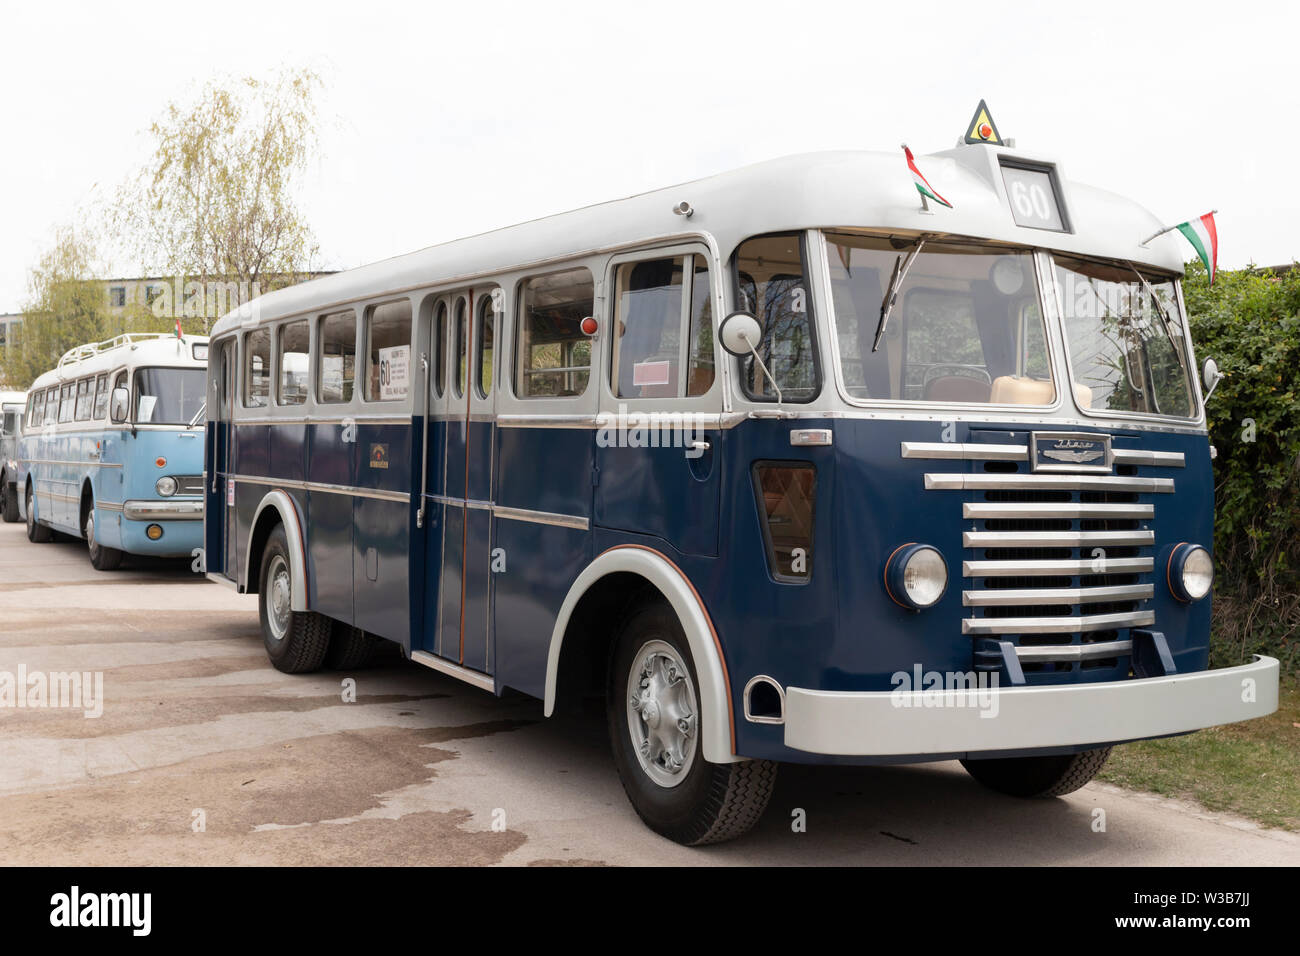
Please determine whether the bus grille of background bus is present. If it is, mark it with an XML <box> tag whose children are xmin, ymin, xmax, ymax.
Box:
<box><xmin>917</xmin><ymin>445</ymin><xmax>1182</xmax><ymax>686</ymax></box>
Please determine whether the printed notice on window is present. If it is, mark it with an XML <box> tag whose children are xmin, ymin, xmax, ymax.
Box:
<box><xmin>137</xmin><ymin>395</ymin><xmax>157</xmax><ymax>422</ymax></box>
<box><xmin>378</xmin><ymin>345</ymin><xmax>410</xmax><ymax>400</ymax></box>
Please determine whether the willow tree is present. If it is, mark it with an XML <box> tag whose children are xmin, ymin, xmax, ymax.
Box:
<box><xmin>0</xmin><ymin>227</ymin><xmax>123</xmax><ymax>387</ymax></box>
<box><xmin>117</xmin><ymin>69</ymin><xmax>322</xmax><ymax>333</ymax></box>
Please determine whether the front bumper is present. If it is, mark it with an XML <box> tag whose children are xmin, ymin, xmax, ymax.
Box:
<box><xmin>122</xmin><ymin>498</ymin><xmax>204</xmax><ymax>520</ymax></box>
<box><xmin>783</xmin><ymin>656</ymin><xmax>1279</xmax><ymax>756</ymax></box>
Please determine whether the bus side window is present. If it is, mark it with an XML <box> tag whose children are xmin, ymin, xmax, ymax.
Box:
<box><xmin>452</xmin><ymin>298</ymin><xmax>467</xmax><ymax>399</ymax></box>
<box><xmin>732</xmin><ymin>233</ymin><xmax>819</xmax><ymax>402</ymax></box>
<box><xmin>244</xmin><ymin>328</ymin><xmax>271</xmax><ymax>408</ymax></box>
<box><xmin>44</xmin><ymin>387</ymin><xmax>58</xmax><ymax>424</ymax></box>
<box><xmin>476</xmin><ymin>292</ymin><xmax>496</xmax><ymax>399</ymax></box>
<box><xmin>92</xmin><ymin>373</ymin><xmax>109</xmax><ymax>420</ymax></box>
<box><xmin>74</xmin><ymin>377</ymin><xmax>93</xmax><ymax>421</ymax></box>
<box><xmin>516</xmin><ymin>267</ymin><xmax>594</xmax><ymax>398</ymax></box>
<box><xmin>27</xmin><ymin>390</ymin><xmax>42</xmax><ymax>430</ymax></box>
<box><xmin>610</xmin><ymin>254</ymin><xmax>714</xmax><ymax>399</ymax></box>
<box><xmin>432</xmin><ymin>301</ymin><xmax>447</xmax><ymax>398</ymax></box>
<box><xmin>58</xmin><ymin>383</ymin><xmax>75</xmax><ymax>423</ymax></box>
<box><xmin>364</xmin><ymin>300</ymin><xmax>413</xmax><ymax>402</ymax></box>
<box><xmin>277</xmin><ymin>319</ymin><xmax>310</xmax><ymax>406</ymax></box>
<box><xmin>318</xmin><ymin>310</ymin><xmax>357</xmax><ymax>404</ymax></box>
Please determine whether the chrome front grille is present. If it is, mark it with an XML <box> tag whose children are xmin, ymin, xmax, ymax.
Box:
<box><xmin>905</xmin><ymin>437</ymin><xmax>1184</xmax><ymax>684</ymax></box>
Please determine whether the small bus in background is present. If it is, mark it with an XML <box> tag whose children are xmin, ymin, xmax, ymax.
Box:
<box><xmin>19</xmin><ymin>334</ymin><xmax>209</xmax><ymax>569</ymax></box>
<box><xmin>204</xmin><ymin>124</ymin><xmax>1278</xmax><ymax>845</ymax></box>
<box><xmin>0</xmin><ymin>389</ymin><xmax>27</xmax><ymax>522</ymax></box>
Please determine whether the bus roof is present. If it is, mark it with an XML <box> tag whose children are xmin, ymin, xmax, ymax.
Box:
<box><xmin>28</xmin><ymin>334</ymin><xmax>209</xmax><ymax>391</ymax></box>
<box><xmin>213</xmin><ymin>145</ymin><xmax>1188</xmax><ymax>337</ymax></box>
<box><xmin>0</xmin><ymin>390</ymin><xmax>26</xmax><ymax>407</ymax></box>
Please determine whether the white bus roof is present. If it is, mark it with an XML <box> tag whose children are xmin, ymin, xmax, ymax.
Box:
<box><xmin>28</xmin><ymin>334</ymin><xmax>209</xmax><ymax>392</ymax></box>
<box><xmin>1</xmin><ymin>390</ymin><xmax>26</xmax><ymax>406</ymax></box>
<box><xmin>213</xmin><ymin>145</ymin><xmax>1188</xmax><ymax>337</ymax></box>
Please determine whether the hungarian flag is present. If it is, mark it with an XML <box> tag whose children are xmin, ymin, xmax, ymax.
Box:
<box><xmin>1176</xmin><ymin>212</ymin><xmax>1219</xmax><ymax>284</ymax></box>
<box><xmin>175</xmin><ymin>317</ymin><xmax>183</xmax><ymax>340</ymax></box>
<box><xmin>904</xmin><ymin>145</ymin><xmax>952</xmax><ymax>209</ymax></box>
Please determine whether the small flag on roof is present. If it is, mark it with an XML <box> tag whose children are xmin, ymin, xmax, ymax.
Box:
<box><xmin>175</xmin><ymin>317</ymin><xmax>183</xmax><ymax>340</ymax></box>
<box><xmin>1176</xmin><ymin>213</ymin><xmax>1219</xmax><ymax>284</ymax></box>
<box><xmin>1142</xmin><ymin>211</ymin><xmax>1219</xmax><ymax>284</ymax></box>
<box><xmin>903</xmin><ymin>144</ymin><xmax>952</xmax><ymax>210</ymax></box>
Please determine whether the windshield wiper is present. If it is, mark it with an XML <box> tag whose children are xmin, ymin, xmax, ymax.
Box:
<box><xmin>188</xmin><ymin>402</ymin><xmax>206</xmax><ymax>429</ymax></box>
<box><xmin>1125</xmin><ymin>261</ymin><xmax>1187</xmax><ymax>374</ymax></box>
<box><xmin>873</xmin><ymin>240</ymin><xmax>926</xmax><ymax>352</ymax></box>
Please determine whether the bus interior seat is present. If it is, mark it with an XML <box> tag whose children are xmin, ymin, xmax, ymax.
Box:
<box><xmin>924</xmin><ymin>375</ymin><xmax>992</xmax><ymax>403</ymax></box>
<box><xmin>989</xmin><ymin>375</ymin><xmax>1054</xmax><ymax>405</ymax></box>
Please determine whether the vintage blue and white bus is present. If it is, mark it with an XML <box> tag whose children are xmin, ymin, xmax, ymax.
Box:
<box><xmin>1</xmin><ymin>389</ymin><xmax>27</xmax><ymax>522</ymax></box>
<box><xmin>204</xmin><ymin>131</ymin><xmax>1279</xmax><ymax>844</ymax></box>
<box><xmin>19</xmin><ymin>334</ymin><xmax>209</xmax><ymax>569</ymax></box>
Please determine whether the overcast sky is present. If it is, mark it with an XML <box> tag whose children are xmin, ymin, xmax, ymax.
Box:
<box><xmin>2</xmin><ymin>0</ymin><xmax>1295</xmax><ymax>312</ymax></box>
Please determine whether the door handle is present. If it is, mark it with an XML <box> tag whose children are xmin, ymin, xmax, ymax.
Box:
<box><xmin>688</xmin><ymin>440</ymin><xmax>711</xmax><ymax>453</ymax></box>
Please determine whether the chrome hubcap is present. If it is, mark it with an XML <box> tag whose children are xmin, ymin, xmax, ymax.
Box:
<box><xmin>267</xmin><ymin>555</ymin><xmax>291</xmax><ymax>642</ymax></box>
<box><xmin>86</xmin><ymin>513</ymin><xmax>96</xmax><ymax>552</ymax></box>
<box><xmin>626</xmin><ymin>640</ymin><xmax>698</xmax><ymax>788</ymax></box>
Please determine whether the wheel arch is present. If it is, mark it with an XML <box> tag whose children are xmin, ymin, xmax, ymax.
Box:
<box><xmin>78</xmin><ymin>476</ymin><xmax>95</xmax><ymax>530</ymax></box>
<box><xmin>243</xmin><ymin>490</ymin><xmax>308</xmax><ymax>612</ymax></box>
<box><xmin>544</xmin><ymin>543</ymin><xmax>739</xmax><ymax>764</ymax></box>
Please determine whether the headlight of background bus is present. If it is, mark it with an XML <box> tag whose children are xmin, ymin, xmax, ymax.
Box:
<box><xmin>885</xmin><ymin>543</ymin><xmax>948</xmax><ymax>610</ymax></box>
<box><xmin>156</xmin><ymin>476</ymin><xmax>177</xmax><ymax>497</ymax></box>
<box><xmin>1168</xmin><ymin>543</ymin><xmax>1213</xmax><ymax>603</ymax></box>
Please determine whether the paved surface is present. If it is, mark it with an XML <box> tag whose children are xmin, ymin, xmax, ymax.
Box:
<box><xmin>1</xmin><ymin>520</ymin><xmax>1297</xmax><ymax>866</ymax></box>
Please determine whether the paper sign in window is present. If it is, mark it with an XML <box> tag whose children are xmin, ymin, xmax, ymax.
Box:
<box><xmin>632</xmin><ymin>360</ymin><xmax>671</xmax><ymax>387</ymax></box>
<box><xmin>378</xmin><ymin>345</ymin><xmax>410</xmax><ymax>400</ymax></box>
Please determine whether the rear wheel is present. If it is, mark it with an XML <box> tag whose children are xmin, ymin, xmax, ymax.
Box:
<box><xmin>85</xmin><ymin>509</ymin><xmax>124</xmax><ymax>571</ymax></box>
<box><xmin>960</xmin><ymin>747</ymin><xmax>1113</xmax><ymax>798</ymax></box>
<box><xmin>1</xmin><ymin>482</ymin><xmax>19</xmax><ymax>523</ymax></box>
<box><xmin>25</xmin><ymin>485</ymin><xmax>51</xmax><ymax>543</ymax></box>
<box><xmin>258</xmin><ymin>526</ymin><xmax>330</xmax><ymax>673</ymax></box>
<box><xmin>325</xmin><ymin>620</ymin><xmax>378</xmax><ymax>670</ymax></box>
<box><xmin>607</xmin><ymin>601</ymin><xmax>777</xmax><ymax>845</ymax></box>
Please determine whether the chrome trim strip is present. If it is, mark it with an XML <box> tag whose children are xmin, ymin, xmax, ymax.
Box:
<box><xmin>963</xmin><ymin>612</ymin><xmax>1153</xmax><ymax>635</ymax></box>
<box><xmin>962</xmin><ymin>529</ymin><xmax>1155</xmax><ymax>548</ymax></box>
<box><xmin>901</xmin><ymin>441</ymin><xmax>1027</xmax><ymax>460</ymax></box>
<box><xmin>1112</xmin><ymin>448</ymin><xmax>1186</xmax><ymax>467</ymax></box>
<box><xmin>122</xmin><ymin>499</ymin><xmax>205</xmax><ymax>520</ymax></box>
<box><xmin>963</xmin><ymin>501</ymin><xmax>1154</xmax><ymax>519</ymax></box>
<box><xmin>95</xmin><ymin>500</ymin><xmax>124</xmax><ymax>513</ymax></box>
<box><xmin>23</xmin><ymin>458</ymin><xmax>123</xmax><ymax>469</ymax></box>
<box><xmin>230</xmin><ymin>416</ymin><xmax>411</xmax><ymax>426</ymax></box>
<box><xmin>963</xmin><ymin>584</ymin><xmax>1154</xmax><ymax>606</ymax></box>
<box><xmin>963</xmin><ymin>557</ymin><xmax>1154</xmax><ymax>577</ymax></box>
<box><xmin>492</xmin><ymin>504</ymin><xmax>589</xmax><ymax>530</ymax></box>
<box><xmin>410</xmin><ymin>650</ymin><xmax>495</xmax><ymax>692</ymax></box>
<box><xmin>465</xmin><ymin>499</ymin><xmax>493</xmax><ymax>512</ymax></box>
<box><xmin>926</xmin><ymin>473</ymin><xmax>1174</xmax><ymax>493</ymax></box>
<box><xmin>1012</xmin><ymin>638</ymin><xmax>1137</xmax><ymax>659</ymax></box>
<box><xmin>228</xmin><ymin>473</ymin><xmax>411</xmax><ymax>504</ymax></box>
<box><xmin>496</xmin><ymin>414</ymin><xmax>600</xmax><ymax>429</ymax></box>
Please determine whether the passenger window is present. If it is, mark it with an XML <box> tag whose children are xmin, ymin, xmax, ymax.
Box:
<box><xmin>453</xmin><ymin>299</ymin><xmax>467</xmax><ymax>398</ymax></box>
<box><xmin>278</xmin><ymin>320</ymin><xmax>310</xmax><ymax>405</ymax></box>
<box><xmin>92</xmin><ymin>373</ymin><xmax>109</xmax><ymax>419</ymax></box>
<box><xmin>58</xmin><ymin>383</ymin><xmax>75</xmax><ymax>423</ymax></box>
<box><xmin>433</xmin><ymin>301</ymin><xmax>447</xmax><ymax>398</ymax></box>
<box><xmin>318</xmin><ymin>310</ymin><xmax>356</xmax><ymax>404</ymax></box>
<box><xmin>476</xmin><ymin>294</ymin><xmax>495</xmax><ymax>398</ymax></box>
<box><xmin>364</xmin><ymin>300</ymin><xmax>412</xmax><ymax>402</ymax></box>
<box><xmin>75</xmin><ymin>378</ymin><xmax>93</xmax><ymax>421</ymax></box>
<box><xmin>733</xmin><ymin>234</ymin><xmax>819</xmax><ymax>402</ymax></box>
<box><xmin>27</xmin><ymin>390</ymin><xmax>42</xmax><ymax>429</ymax></box>
<box><xmin>245</xmin><ymin>328</ymin><xmax>271</xmax><ymax>408</ymax></box>
<box><xmin>516</xmin><ymin>268</ymin><xmax>594</xmax><ymax>398</ymax></box>
<box><xmin>44</xmin><ymin>388</ymin><xmax>59</xmax><ymax>424</ymax></box>
<box><xmin>753</xmin><ymin>462</ymin><xmax>816</xmax><ymax>581</ymax></box>
<box><xmin>610</xmin><ymin>254</ymin><xmax>715</xmax><ymax>399</ymax></box>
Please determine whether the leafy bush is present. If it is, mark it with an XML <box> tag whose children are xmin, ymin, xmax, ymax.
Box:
<box><xmin>1182</xmin><ymin>259</ymin><xmax>1300</xmax><ymax>673</ymax></box>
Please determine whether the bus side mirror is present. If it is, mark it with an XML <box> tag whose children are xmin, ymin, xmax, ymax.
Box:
<box><xmin>1202</xmin><ymin>357</ymin><xmax>1223</xmax><ymax>402</ymax></box>
<box><xmin>719</xmin><ymin>311</ymin><xmax>762</xmax><ymax>358</ymax></box>
<box><xmin>109</xmin><ymin>387</ymin><xmax>130</xmax><ymax>424</ymax></box>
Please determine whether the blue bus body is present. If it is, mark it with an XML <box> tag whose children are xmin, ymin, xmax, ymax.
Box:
<box><xmin>18</xmin><ymin>335</ymin><xmax>208</xmax><ymax>566</ymax></box>
<box><xmin>0</xmin><ymin>391</ymin><xmax>27</xmax><ymax>522</ymax></box>
<box><xmin>204</xmin><ymin>144</ymin><xmax>1279</xmax><ymax>843</ymax></box>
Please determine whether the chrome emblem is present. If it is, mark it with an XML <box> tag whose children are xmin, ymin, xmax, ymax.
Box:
<box><xmin>1031</xmin><ymin>432</ymin><xmax>1112</xmax><ymax>473</ymax></box>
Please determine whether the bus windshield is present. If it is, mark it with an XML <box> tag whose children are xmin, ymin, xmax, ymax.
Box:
<box><xmin>133</xmin><ymin>367</ymin><xmax>206</xmax><ymax>425</ymax></box>
<box><xmin>825</xmin><ymin>233</ymin><xmax>1055</xmax><ymax>405</ymax></box>
<box><xmin>1053</xmin><ymin>255</ymin><xmax>1195</xmax><ymax>418</ymax></box>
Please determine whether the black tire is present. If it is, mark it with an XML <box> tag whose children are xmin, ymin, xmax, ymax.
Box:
<box><xmin>1</xmin><ymin>482</ymin><xmax>19</xmax><ymax>523</ymax></box>
<box><xmin>961</xmin><ymin>747</ymin><xmax>1112</xmax><ymax>798</ymax></box>
<box><xmin>25</xmin><ymin>485</ymin><xmax>52</xmax><ymax>543</ymax></box>
<box><xmin>258</xmin><ymin>525</ymin><xmax>330</xmax><ymax>674</ymax></box>
<box><xmin>85</xmin><ymin>508</ymin><xmax>124</xmax><ymax>571</ymax></box>
<box><xmin>325</xmin><ymin>620</ymin><xmax>378</xmax><ymax>670</ymax></box>
<box><xmin>607</xmin><ymin>600</ymin><xmax>776</xmax><ymax>845</ymax></box>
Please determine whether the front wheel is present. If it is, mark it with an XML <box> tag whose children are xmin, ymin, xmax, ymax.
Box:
<box><xmin>25</xmin><ymin>486</ymin><xmax>51</xmax><ymax>543</ymax></box>
<box><xmin>1</xmin><ymin>482</ymin><xmax>19</xmax><ymax>523</ymax></box>
<box><xmin>607</xmin><ymin>601</ymin><xmax>777</xmax><ymax>845</ymax></box>
<box><xmin>85</xmin><ymin>509</ymin><xmax>124</xmax><ymax>571</ymax></box>
<box><xmin>960</xmin><ymin>747</ymin><xmax>1112</xmax><ymax>798</ymax></box>
<box><xmin>258</xmin><ymin>525</ymin><xmax>331</xmax><ymax>673</ymax></box>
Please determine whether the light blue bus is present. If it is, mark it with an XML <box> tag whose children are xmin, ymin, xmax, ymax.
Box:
<box><xmin>18</xmin><ymin>333</ymin><xmax>209</xmax><ymax>569</ymax></box>
<box><xmin>1</xmin><ymin>389</ymin><xmax>27</xmax><ymax>522</ymax></box>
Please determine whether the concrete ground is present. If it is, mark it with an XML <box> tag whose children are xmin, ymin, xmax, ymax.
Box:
<box><xmin>1</xmin><ymin>519</ymin><xmax>1297</xmax><ymax>866</ymax></box>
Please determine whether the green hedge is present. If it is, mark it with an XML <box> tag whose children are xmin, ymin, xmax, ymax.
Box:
<box><xmin>1182</xmin><ymin>260</ymin><xmax>1300</xmax><ymax>674</ymax></box>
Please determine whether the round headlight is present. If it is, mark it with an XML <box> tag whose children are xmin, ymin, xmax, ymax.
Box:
<box><xmin>885</xmin><ymin>543</ymin><xmax>948</xmax><ymax>610</ymax></box>
<box><xmin>1168</xmin><ymin>543</ymin><xmax>1213</xmax><ymax>602</ymax></box>
<box><xmin>156</xmin><ymin>476</ymin><xmax>177</xmax><ymax>497</ymax></box>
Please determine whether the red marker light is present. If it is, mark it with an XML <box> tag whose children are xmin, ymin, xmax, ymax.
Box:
<box><xmin>580</xmin><ymin>316</ymin><xmax>598</xmax><ymax>336</ymax></box>
<box><xmin>155</xmin><ymin>457</ymin><xmax>167</xmax><ymax>468</ymax></box>
<box><xmin>979</xmin><ymin>123</ymin><xmax>992</xmax><ymax>140</ymax></box>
